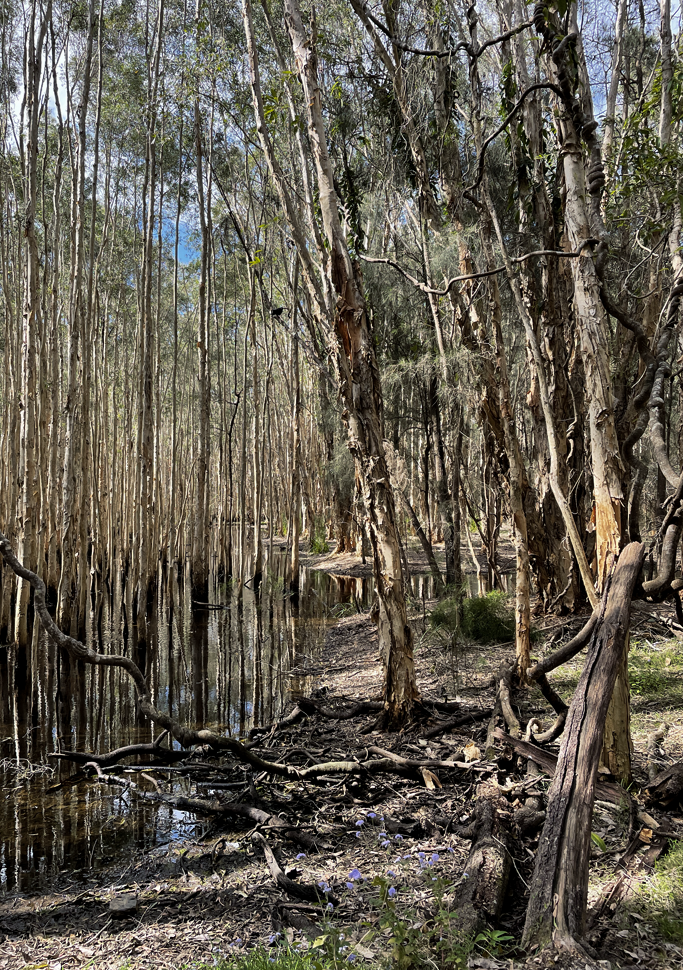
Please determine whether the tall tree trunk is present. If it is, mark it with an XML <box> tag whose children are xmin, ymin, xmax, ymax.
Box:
<box><xmin>242</xmin><ymin>0</ymin><xmax>419</xmax><ymax>723</ymax></box>
<box><xmin>290</xmin><ymin>263</ymin><xmax>302</xmax><ymax>594</ymax></box>
<box><xmin>15</xmin><ymin>2</ymin><xmax>50</xmax><ymax>648</ymax></box>
<box><xmin>192</xmin><ymin>33</ymin><xmax>210</xmax><ymax>603</ymax></box>
<box><xmin>137</xmin><ymin>0</ymin><xmax>165</xmax><ymax>642</ymax></box>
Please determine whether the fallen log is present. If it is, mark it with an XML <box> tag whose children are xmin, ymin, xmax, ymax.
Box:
<box><xmin>521</xmin><ymin>541</ymin><xmax>644</xmax><ymax>967</ymax></box>
<box><xmin>448</xmin><ymin>781</ymin><xmax>512</xmax><ymax>935</ymax></box>
<box><xmin>646</xmin><ymin>759</ymin><xmax>683</xmax><ymax>807</ymax></box>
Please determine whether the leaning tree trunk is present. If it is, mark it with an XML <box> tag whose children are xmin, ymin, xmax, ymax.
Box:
<box><xmin>522</xmin><ymin>542</ymin><xmax>644</xmax><ymax>966</ymax></box>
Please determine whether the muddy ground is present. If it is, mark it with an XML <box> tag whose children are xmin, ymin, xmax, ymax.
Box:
<box><xmin>0</xmin><ymin>543</ymin><xmax>682</xmax><ymax>970</ymax></box>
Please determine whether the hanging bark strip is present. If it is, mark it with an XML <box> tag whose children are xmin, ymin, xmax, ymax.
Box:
<box><xmin>521</xmin><ymin>541</ymin><xmax>644</xmax><ymax>964</ymax></box>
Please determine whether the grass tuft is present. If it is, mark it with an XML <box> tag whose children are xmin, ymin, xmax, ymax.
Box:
<box><xmin>629</xmin><ymin>841</ymin><xmax>683</xmax><ymax>946</ymax></box>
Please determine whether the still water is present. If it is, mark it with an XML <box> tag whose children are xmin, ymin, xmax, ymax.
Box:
<box><xmin>0</xmin><ymin>546</ymin><xmax>435</xmax><ymax>892</ymax></box>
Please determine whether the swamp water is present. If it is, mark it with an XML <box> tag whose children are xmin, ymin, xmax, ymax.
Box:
<box><xmin>0</xmin><ymin>546</ymin><xmax>436</xmax><ymax>892</ymax></box>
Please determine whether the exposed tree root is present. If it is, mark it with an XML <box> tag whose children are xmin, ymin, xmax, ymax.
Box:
<box><xmin>272</xmin><ymin>901</ymin><xmax>323</xmax><ymax>940</ymax></box>
<box><xmin>252</xmin><ymin>831</ymin><xmax>338</xmax><ymax>905</ymax></box>
<box><xmin>421</xmin><ymin>708</ymin><xmax>491</xmax><ymax>739</ymax></box>
<box><xmin>48</xmin><ymin>732</ymin><xmax>187</xmax><ymax>767</ymax></box>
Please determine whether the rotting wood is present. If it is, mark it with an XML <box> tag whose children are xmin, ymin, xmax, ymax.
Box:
<box><xmin>646</xmin><ymin>759</ymin><xmax>683</xmax><ymax>807</ymax></box>
<box><xmin>447</xmin><ymin>781</ymin><xmax>512</xmax><ymax>935</ymax></box>
<box><xmin>521</xmin><ymin>541</ymin><xmax>644</xmax><ymax>964</ymax></box>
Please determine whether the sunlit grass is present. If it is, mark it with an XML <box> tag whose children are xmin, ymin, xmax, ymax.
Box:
<box><xmin>627</xmin><ymin>841</ymin><xmax>683</xmax><ymax>946</ymax></box>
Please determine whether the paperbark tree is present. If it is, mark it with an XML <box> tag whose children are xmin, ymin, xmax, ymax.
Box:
<box><xmin>241</xmin><ymin>0</ymin><xmax>418</xmax><ymax>723</ymax></box>
<box><xmin>283</xmin><ymin>0</ymin><xmax>418</xmax><ymax>723</ymax></box>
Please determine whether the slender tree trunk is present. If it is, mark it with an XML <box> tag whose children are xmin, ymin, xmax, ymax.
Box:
<box><xmin>281</xmin><ymin>0</ymin><xmax>418</xmax><ymax>722</ymax></box>
<box><xmin>290</xmin><ymin>264</ymin><xmax>301</xmax><ymax>594</ymax></box>
<box><xmin>15</xmin><ymin>2</ymin><xmax>50</xmax><ymax>648</ymax></box>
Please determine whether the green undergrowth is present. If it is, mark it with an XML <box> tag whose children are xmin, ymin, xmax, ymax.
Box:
<box><xmin>191</xmin><ymin>868</ymin><xmax>515</xmax><ymax>970</ymax></box>
<box><xmin>431</xmin><ymin>589</ymin><xmax>523</xmax><ymax>644</ymax></box>
<box><xmin>628</xmin><ymin>641</ymin><xmax>683</xmax><ymax>709</ymax></box>
<box><xmin>310</xmin><ymin>517</ymin><xmax>330</xmax><ymax>554</ymax></box>
<box><xmin>624</xmin><ymin>841</ymin><xmax>683</xmax><ymax>947</ymax></box>
<box><xmin>550</xmin><ymin>638</ymin><xmax>683</xmax><ymax>711</ymax></box>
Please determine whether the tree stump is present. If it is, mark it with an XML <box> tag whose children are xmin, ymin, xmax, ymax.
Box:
<box><xmin>449</xmin><ymin>781</ymin><xmax>512</xmax><ymax>935</ymax></box>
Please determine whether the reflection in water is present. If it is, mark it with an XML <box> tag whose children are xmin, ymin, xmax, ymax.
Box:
<box><xmin>0</xmin><ymin>546</ymin><xmax>409</xmax><ymax>892</ymax></box>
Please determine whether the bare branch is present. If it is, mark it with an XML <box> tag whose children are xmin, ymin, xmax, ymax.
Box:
<box><xmin>361</xmin><ymin>239</ymin><xmax>599</xmax><ymax>297</ymax></box>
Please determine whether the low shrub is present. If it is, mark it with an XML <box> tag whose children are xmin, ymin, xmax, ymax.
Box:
<box><xmin>310</xmin><ymin>517</ymin><xmax>329</xmax><ymax>554</ymax></box>
<box><xmin>431</xmin><ymin>590</ymin><xmax>516</xmax><ymax>644</ymax></box>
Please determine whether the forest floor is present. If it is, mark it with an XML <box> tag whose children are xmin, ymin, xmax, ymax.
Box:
<box><xmin>0</xmin><ymin>543</ymin><xmax>682</xmax><ymax>970</ymax></box>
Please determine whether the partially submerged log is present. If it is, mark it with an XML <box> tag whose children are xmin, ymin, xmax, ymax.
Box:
<box><xmin>521</xmin><ymin>541</ymin><xmax>644</xmax><ymax>966</ymax></box>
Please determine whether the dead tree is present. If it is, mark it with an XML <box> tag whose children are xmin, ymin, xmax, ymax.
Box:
<box><xmin>521</xmin><ymin>541</ymin><xmax>644</xmax><ymax>966</ymax></box>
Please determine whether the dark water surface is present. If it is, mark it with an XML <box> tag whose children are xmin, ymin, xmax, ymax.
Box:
<box><xmin>0</xmin><ymin>547</ymin><xmax>435</xmax><ymax>892</ymax></box>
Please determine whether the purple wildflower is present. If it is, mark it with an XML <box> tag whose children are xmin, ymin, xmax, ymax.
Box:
<box><xmin>388</xmin><ymin>886</ymin><xmax>397</xmax><ymax>898</ymax></box>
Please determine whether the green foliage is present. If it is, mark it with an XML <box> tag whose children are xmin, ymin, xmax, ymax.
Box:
<box><xmin>353</xmin><ymin>870</ymin><xmax>513</xmax><ymax>969</ymax></box>
<box><xmin>194</xmin><ymin>948</ymin><xmax>332</xmax><ymax>970</ymax></box>
<box><xmin>630</xmin><ymin>841</ymin><xmax>683</xmax><ymax>945</ymax></box>
<box><xmin>194</xmin><ymin>858</ymin><xmax>515</xmax><ymax>970</ymax></box>
<box><xmin>628</xmin><ymin>643</ymin><xmax>683</xmax><ymax>708</ymax></box>
<box><xmin>310</xmin><ymin>517</ymin><xmax>330</xmax><ymax>555</ymax></box>
<box><xmin>431</xmin><ymin>590</ymin><xmax>516</xmax><ymax>644</ymax></box>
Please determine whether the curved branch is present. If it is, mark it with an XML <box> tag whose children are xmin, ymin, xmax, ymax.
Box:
<box><xmin>527</xmin><ymin>612</ymin><xmax>598</xmax><ymax>681</ymax></box>
<box><xmin>355</xmin><ymin>4</ymin><xmax>533</xmax><ymax>60</ymax></box>
<box><xmin>464</xmin><ymin>82</ymin><xmax>564</xmax><ymax>195</ymax></box>
<box><xmin>361</xmin><ymin>239</ymin><xmax>598</xmax><ymax>298</ymax></box>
